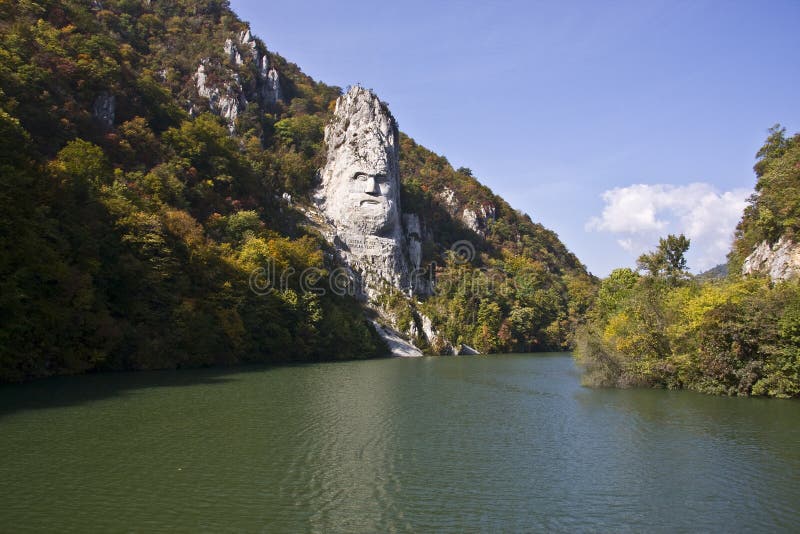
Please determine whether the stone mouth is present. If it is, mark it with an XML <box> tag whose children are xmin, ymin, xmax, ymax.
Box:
<box><xmin>359</xmin><ymin>199</ymin><xmax>381</xmax><ymax>206</ymax></box>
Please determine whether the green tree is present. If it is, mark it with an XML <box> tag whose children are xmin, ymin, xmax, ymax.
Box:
<box><xmin>474</xmin><ymin>300</ymin><xmax>502</xmax><ymax>353</ymax></box>
<box><xmin>595</xmin><ymin>268</ymin><xmax>639</xmax><ymax>320</ymax></box>
<box><xmin>51</xmin><ymin>139</ymin><xmax>111</xmax><ymax>191</ymax></box>
<box><xmin>637</xmin><ymin>234</ymin><xmax>690</xmax><ymax>281</ymax></box>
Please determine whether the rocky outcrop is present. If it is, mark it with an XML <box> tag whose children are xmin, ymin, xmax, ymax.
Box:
<box><xmin>742</xmin><ymin>236</ymin><xmax>800</xmax><ymax>281</ymax></box>
<box><xmin>421</xmin><ymin>313</ymin><xmax>437</xmax><ymax>343</ymax></box>
<box><xmin>316</xmin><ymin>86</ymin><xmax>446</xmax><ymax>356</ymax></box>
<box><xmin>224</xmin><ymin>38</ymin><xmax>243</xmax><ymax>66</ymax></box>
<box><xmin>462</xmin><ymin>203</ymin><xmax>496</xmax><ymax>235</ymax></box>
<box><xmin>314</xmin><ymin>86</ymin><xmax>488</xmax><ymax>357</ymax></box>
<box><xmin>316</xmin><ymin>86</ymin><xmax>410</xmax><ymax>301</ymax></box>
<box><xmin>435</xmin><ymin>187</ymin><xmax>496</xmax><ymax>236</ymax></box>
<box><xmin>403</xmin><ymin>213</ymin><xmax>422</xmax><ymax>271</ymax></box>
<box><xmin>92</xmin><ymin>92</ymin><xmax>115</xmax><ymax>129</ymax></box>
<box><xmin>402</xmin><ymin>213</ymin><xmax>434</xmax><ymax>295</ymax></box>
<box><xmin>436</xmin><ymin>187</ymin><xmax>459</xmax><ymax>215</ymax></box>
<box><xmin>194</xmin><ymin>62</ymin><xmax>242</xmax><ymax>129</ymax></box>
<box><xmin>192</xmin><ymin>27</ymin><xmax>283</xmax><ymax>131</ymax></box>
<box><xmin>458</xmin><ymin>344</ymin><xmax>481</xmax><ymax>356</ymax></box>
<box><xmin>238</xmin><ymin>29</ymin><xmax>259</xmax><ymax>61</ymax></box>
<box><xmin>261</xmin><ymin>58</ymin><xmax>283</xmax><ymax>104</ymax></box>
<box><xmin>371</xmin><ymin>321</ymin><xmax>423</xmax><ymax>357</ymax></box>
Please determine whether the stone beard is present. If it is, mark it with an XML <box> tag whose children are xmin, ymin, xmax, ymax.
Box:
<box><xmin>316</xmin><ymin>87</ymin><xmax>409</xmax><ymax>298</ymax></box>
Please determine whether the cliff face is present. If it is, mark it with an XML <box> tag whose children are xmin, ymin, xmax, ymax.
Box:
<box><xmin>732</xmin><ymin>127</ymin><xmax>800</xmax><ymax>283</ymax></box>
<box><xmin>193</xmin><ymin>27</ymin><xmax>283</xmax><ymax>131</ymax></box>
<box><xmin>312</xmin><ymin>85</ymin><xmax>595</xmax><ymax>355</ymax></box>
<box><xmin>742</xmin><ymin>237</ymin><xmax>800</xmax><ymax>281</ymax></box>
<box><xmin>315</xmin><ymin>87</ymin><xmax>409</xmax><ymax>298</ymax></box>
<box><xmin>314</xmin><ymin>87</ymin><xmax>435</xmax><ymax>356</ymax></box>
<box><xmin>435</xmin><ymin>187</ymin><xmax>496</xmax><ymax>237</ymax></box>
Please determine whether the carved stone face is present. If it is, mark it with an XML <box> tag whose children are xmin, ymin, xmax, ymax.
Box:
<box><xmin>318</xmin><ymin>87</ymin><xmax>401</xmax><ymax>237</ymax></box>
<box><xmin>323</xmin><ymin>167</ymin><xmax>397</xmax><ymax>235</ymax></box>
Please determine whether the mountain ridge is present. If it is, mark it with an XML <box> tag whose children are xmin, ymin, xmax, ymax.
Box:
<box><xmin>0</xmin><ymin>0</ymin><xmax>593</xmax><ymax>382</ymax></box>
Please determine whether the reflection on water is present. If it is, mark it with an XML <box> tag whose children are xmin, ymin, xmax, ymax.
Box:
<box><xmin>0</xmin><ymin>354</ymin><xmax>798</xmax><ymax>531</ymax></box>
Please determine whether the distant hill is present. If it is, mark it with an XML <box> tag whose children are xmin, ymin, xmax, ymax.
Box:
<box><xmin>696</xmin><ymin>264</ymin><xmax>729</xmax><ymax>280</ymax></box>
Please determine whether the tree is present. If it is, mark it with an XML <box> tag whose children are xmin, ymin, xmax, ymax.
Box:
<box><xmin>274</xmin><ymin>115</ymin><xmax>324</xmax><ymax>156</ymax></box>
<box><xmin>225</xmin><ymin>210</ymin><xmax>263</xmax><ymax>243</ymax></box>
<box><xmin>754</xmin><ymin>124</ymin><xmax>788</xmax><ymax>176</ymax></box>
<box><xmin>474</xmin><ymin>300</ymin><xmax>502</xmax><ymax>353</ymax></box>
<box><xmin>51</xmin><ymin>139</ymin><xmax>111</xmax><ymax>191</ymax></box>
<box><xmin>595</xmin><ymin>268</ymin><xmax>639</xmax><ymax>320</ymax></box>
<box><xmin>637</xmin><ymin>234</ymin><xmax>690</xmax><ymax>281</ymax></box>
<box><xmin>661</xmin><ymin>234</ymin><xmax>690</xmax><ymax>276</ymax></box>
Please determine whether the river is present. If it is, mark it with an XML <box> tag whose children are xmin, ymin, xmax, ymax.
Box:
<box><xmin>0</xmin><ymin>353</ymin><xmax>797</xmax><ymax>532</ymax></box>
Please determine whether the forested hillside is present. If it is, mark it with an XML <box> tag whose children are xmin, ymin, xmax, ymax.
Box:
<box><xmin>395</xmin><ymin>136</ymin><xmax>595</xmax><ymax>354</ymax></box>
<box><xmin>575</xmin><ymin>128</ymin><xmax>800</xmax><ymax>398</ymax></box>
<box><xmin>0</xmin><ymin>0</ymin><xmax>386</xmax><ymax>382</ymax></box>
<box><xmin>0</xmin><ymin>0</ymin><xmax>592</xmax><ymax>382</ymax></box>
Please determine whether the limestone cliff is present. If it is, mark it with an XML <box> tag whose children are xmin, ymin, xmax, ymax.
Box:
<box><xmin>314</xmin><ymin>87</ymin><xmax>443</xmax><ymax>355</ymax></box>
<box><xmin>742</xmin><ymin>236</ymin><xmax>800</xmax><ymax>281</ymax></box>
<box><xmin>315</xmin><ymin>86</ymin><xmax>411</xmax><ymax>299</ymax></box>
<box><xmin>435</xmin><ymin>187</ymin><xmax>496</xmax><ymax>236</ymax></box>
<box><xmin>193</xmin><ymin>27</ymin><xmax>283</xmax><ymax>131</ymax></box>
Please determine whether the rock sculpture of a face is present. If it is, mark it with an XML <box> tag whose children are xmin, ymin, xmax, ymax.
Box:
<box><xmin>318</xmin><ymin>87</ymin><xmax>401</xmax><ymax>237</ymax></box>
<box><xmin>316</xmin><ymin>86</ymin><xmax>411</xmax><ymax>298</ymax></box>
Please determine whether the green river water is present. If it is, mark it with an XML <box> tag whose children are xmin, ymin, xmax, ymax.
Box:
<box><xmin>0</xmin><ymin>353</ymin><xmax>798</xmax><ymax>532</ymax></box>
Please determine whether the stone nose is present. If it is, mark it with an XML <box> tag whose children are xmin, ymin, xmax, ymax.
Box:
<box><xmin>364</xmin><ymin>176</ymin><xmax>379</xmax><ymax>195</ymax></box>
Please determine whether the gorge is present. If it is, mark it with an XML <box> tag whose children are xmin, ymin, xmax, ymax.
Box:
<box><xmin>2</xmin><ymin>1</ymin><xmax>800</xmax><ymax>532</ymax></box>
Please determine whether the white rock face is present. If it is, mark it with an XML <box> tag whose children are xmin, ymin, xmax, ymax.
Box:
<box><xmin>92</xmin><ymin>92</ymin><xmax>115</xmax><ymax>128</ymax></box>
<box><xmin>263</xmin><ymin>66</ymin><xmax>283</xmax><ymax>104</ymax></box>
<box><xmin>437</xmin><ymin>187</ymin><xmax>459</xmax><ymax>214</ymax></box>
<box><xmin>315</xmin><ymin>87</ymin><xmax>438</xmax><ymax>357</ymax></box>
<box><xmin>239</xmin><ymin>29</ymin><xmax>259</xmax><ymax>61</ymax></box>
<box><xmin>742</xmin><ymin>236</ymin><xmax>800</xmax><ymax>281</ymax></box>
<box><xmin>421</xmin><ymin>314</ymin><xmax>436</xmax><ymax>343</ymax></box>
<box><xmin>458</xmin><ymin>344</ymin><xmax>481</xmax><ymax>356</ymax></box>
<box><xmin>194</xmin><ymin>63</ymin><xmax>242</xmax><ymax>130</ymax></box>
<box><xmin>192</xmin><ymin>29</ymin><xmax>283</xmax><ymax>131</ymax></box>
<box><xmin>403</xmin><ymin>213</ymin><xmax>422</xmax><ymax>271</ymax></box>
<box><xmin>435</xmin><ymin>187</ymin><xmax>495</xmax><ymax>236</ymax></box>
<box><xmin>224</xmin><ymin>38</ymin><xmax>243</xmax><ymax>65</ymax></box>
<box><xmin>462</xmin><ymin>208</ymin><xmax>480</xmax><ymax>233</ymax></box>
<box><xmin>316</xmin><ymin>86</ymin><xmax>410</xmax><ymax>300</ymax></box>
<box><xmin>402</xmin><ymin>213</ymin><xmax>434</xmax><ymax>295</ymax></box>
<box><xmin>465</xmin><ymin>203</ymin><xmax>496</xmax><ymax>235</ymax></box>
<box><xmin>370</xmin><ymin>321</ymin><xmax>423</xmax><ymax>357</ymax></box>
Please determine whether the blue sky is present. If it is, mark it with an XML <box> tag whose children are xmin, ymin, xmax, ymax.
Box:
<box><xmin>231</xmin><ymin>0</ymin><xmax>800</xmax><ymax>276</ymax></box>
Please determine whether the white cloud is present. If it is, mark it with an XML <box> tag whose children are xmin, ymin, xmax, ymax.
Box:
<box><xmin>586</xmin><ymin>183</ymin><xmax>750</xmax><ymax>271</ymax></box>
<box><xmin>617</xmin><ymin>238</ymin><xmax>634</xmax><ymax>251</ymax></box>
